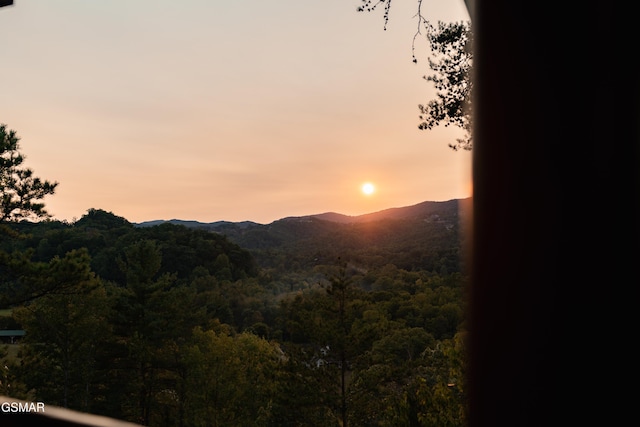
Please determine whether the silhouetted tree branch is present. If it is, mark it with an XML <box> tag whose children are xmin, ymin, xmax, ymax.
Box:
<box><xmin>357</xmin><ymin>1</ymin><xmax>473</xmax><ymax>150</ymax></box>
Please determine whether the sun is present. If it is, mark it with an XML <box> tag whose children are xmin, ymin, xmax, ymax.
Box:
<box><xmin>361</xmin><ymin>182</ymin><xmax>376</xmax><ymax>196</ymax></box>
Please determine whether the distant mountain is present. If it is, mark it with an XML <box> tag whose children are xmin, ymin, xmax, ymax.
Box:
<box><xmin>136</xmin><ymin>219</ymin><xmax>260</xmax><ymax>229</ymax></box>
<box><xmin>135</xmin><ymin>198</ymin><xmax>471</xmax><ymax>272</ymax></box>
<box><xmin>310</xmin><ymin>199</ymin><xmax>468</xmax><ymax>224</ymax></box>
<box><xmin>136</xmin><ymin>198</ymin><xmax>469</xmax><ymax>228</ymax></box>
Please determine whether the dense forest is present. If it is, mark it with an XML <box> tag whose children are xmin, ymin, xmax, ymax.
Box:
<box><xmin>0</xmin><ymin>201</ymin><xmax>469</xmax><ymax>426</ymax></box>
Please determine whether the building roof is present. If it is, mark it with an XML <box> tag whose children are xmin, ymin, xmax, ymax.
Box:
<box><xmin>0</xmin><ymin>330</ymin><xmax>25</xmax><ymax>337</ymax></box>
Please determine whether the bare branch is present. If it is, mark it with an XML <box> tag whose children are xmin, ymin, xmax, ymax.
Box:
<box><xmin>411</xmin><ymin>0</ymin><xmax>427</xmax><ymax>63</ymax></box>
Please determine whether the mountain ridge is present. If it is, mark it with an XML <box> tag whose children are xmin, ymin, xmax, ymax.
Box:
<box><xmin>135</xmin><ymin>198</ymin><xmax>470</xmax><ymax>228</ymax></box>
<box><xmin>134</xmin><ymin>198</ymin><xmax>470</xmax><ymax>272</ymax></box>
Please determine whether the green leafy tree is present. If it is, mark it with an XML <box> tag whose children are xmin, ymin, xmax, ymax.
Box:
<box><xmin>0</xmin><ymin>246</ymin><xmax>101</xmax><ymax>307</ymax></box>
<box><xmin>279</xmin><ymin>263</ymin><xmax>366</xmax><ymax>427</ymax></box>
<box><xmin>323</xmin><ymin>266</ymin><xmax>357</xmax><ymax>427</ymax></box>
<box><xmin>0</xmin><ymin>124</ymin><xmax>58</xmax><ymax>222</ymax></box>
<box><xmin>400</xmin><ymin>332</ymin><xmax>467</xmax><ymax>426</ymax></box>
<box><xmin>183</xmin><ymin>327</ymin><xmax>281</xmax><ymax>427</ymax></box>
<box><xmin>100</xmin><ymin>239</ymin><xmax>176</xmax><ymax>424</ymax></box>
<box><xmin>97</xmin><ymin>239</ymin><xmax>221</xmax><ymax>426</ymax></box>
<box><xmin>348</xmin><ymin>327</ymin><xmax>435</xmax><ymax>426</ymax></box>
<box><xmin>11</xmin><ymin>249</ymin><xmax>107</xmax><ymax>410</ymax></box>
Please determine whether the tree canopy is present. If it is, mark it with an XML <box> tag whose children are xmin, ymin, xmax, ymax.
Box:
<box><xmin>1</xmin><ymin>206</ymin><xmax>468</xmax><ymax>425</ymax></box>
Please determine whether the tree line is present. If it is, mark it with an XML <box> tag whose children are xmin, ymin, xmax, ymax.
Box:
<box><xmin>2</xmin><ymin>206</ymin><xmax>467</xmax><ymax>426</ymax></box>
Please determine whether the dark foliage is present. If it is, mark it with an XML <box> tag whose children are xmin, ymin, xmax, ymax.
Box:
<box><xmin>1</xmin><ymin>200</ymin><xmax>468</xmax><ymax>425</ymax></box>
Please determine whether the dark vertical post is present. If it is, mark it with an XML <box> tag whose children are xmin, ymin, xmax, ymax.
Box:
<box><xmin>468</xmin><ymin>1</ymin><xmax>635</xmax><ymax>426</ymax></box>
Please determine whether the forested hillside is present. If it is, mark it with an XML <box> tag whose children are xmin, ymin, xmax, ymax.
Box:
<box><xmin>1</xmin><ymin>201</ymin><xmax>469</xmax><ymax>426</ymax></box>
<box><xmin>142</xmin><ymin>198</ymin><xmax>470</xmax><ymax>274</ymax></box>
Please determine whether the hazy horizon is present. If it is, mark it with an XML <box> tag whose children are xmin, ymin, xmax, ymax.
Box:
<box><xmin>129</xmin><ymin>195</ymin><xmax>470</xmax><ymax>225</ymax></box>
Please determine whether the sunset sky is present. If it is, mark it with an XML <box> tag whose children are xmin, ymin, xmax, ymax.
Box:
<box><xmin>0</xmin><ymin>0</ymin><xmax>471</xmax><ymax>224</ymax></box>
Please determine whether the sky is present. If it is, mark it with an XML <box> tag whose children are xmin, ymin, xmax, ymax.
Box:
<box><xmin>0</xmin><ymin>0</ymin><xmax>471</xmax><ymax>224</ymax></box>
